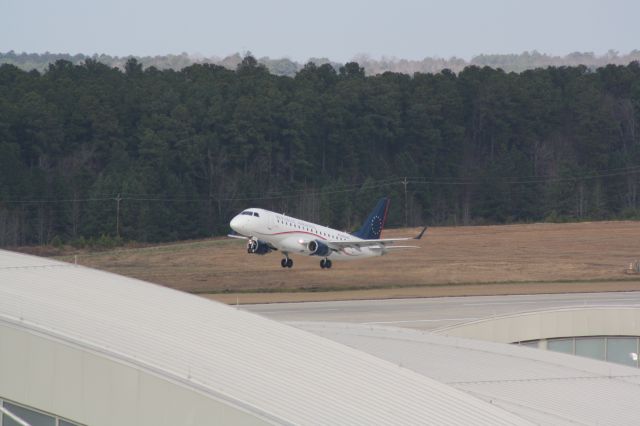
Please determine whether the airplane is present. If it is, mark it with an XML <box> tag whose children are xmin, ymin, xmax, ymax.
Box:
<box><xmin>228</xmin><ymin>197</ymin><xmax>426</xmax><ymax>269</ymax></box>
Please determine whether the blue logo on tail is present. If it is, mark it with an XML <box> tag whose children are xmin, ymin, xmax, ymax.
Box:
<box><xmin>352</xmin><ymin>197</ymin><xmax>390</xmax><ymax>240</ymax></box>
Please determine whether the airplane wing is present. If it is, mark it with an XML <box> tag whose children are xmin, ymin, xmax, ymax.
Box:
<box><xmin>325</xmin><ymin>226</ymin><xmax>427</xmax><ymax>250</ymax></box>
<box><xmin>369</xmin><ymin>245</ymin><xmax>421</xmax><ymax>249</ymax></box>
<box><xmin>228</xmin><ymin>231</ymin><xmax>279</xmax><ymax>252</ymax></box>
<box><xmin>227</xmin><ymin>233</ymin><xmax>249</xmax><ymax>240</ymax></box>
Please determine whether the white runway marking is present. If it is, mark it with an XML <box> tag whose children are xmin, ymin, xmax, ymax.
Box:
<box><xmin>575</xmin><ymin>298</ymin><xmax>640</xmax><ymax>303</ymax></box>
<box><xmin>463</xmin><ymin>298</ymin><xmax>640</xmax><ymax>307</ymax></box>
<box><xmin>362</xmin><ymin>317</ymin><xmax>478</xmax><ymax>325</ymax></box>
<box><xmin>255</xmin><ymin>308</ymin><xmax>339</xmax><ymax>314</ymax></box>
<box><xmin>463</xmin><ymin>301</ymin><xmax>538</xmax><ymax>306</ymax></box>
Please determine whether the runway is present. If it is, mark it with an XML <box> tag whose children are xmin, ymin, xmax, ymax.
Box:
<box><xmin>242</xmin><ymin>291</ymin><xmax>640</xmax><ymax>331</ymax></box>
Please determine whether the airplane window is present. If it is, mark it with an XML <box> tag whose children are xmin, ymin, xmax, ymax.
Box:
<box><xmin>254</xmin><ymin>212</ymin><xmax>259</xmax><ymax>217</ymax></box>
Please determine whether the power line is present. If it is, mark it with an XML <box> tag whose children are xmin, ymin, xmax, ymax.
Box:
<box><xmin>405</xmin><ymin>164</ymin><xmax>640</xmax><ymax>183</ymax></box>
<box><xmin>407</xmin><ymin>167</ymin><xmax>640</xmax><ymax>186</ymax></box>
<box><xmin>0</xmin><ymin>180</ymin><xmax>399</xmax><ymax>204</ymax></box>
<box><xmin>1</xmin><ymin>165</ymin><xmax>639</xmax><ymax>205</ymax></box>
<box><xmin>0</xmin><ymin>196</ymin><xmax>115</xmax><ymax>204</ymax></box>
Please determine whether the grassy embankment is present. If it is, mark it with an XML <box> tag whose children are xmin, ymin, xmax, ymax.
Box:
<box><xmin>35</xmin><ymin>221</ymin><xmax>640</xmax><ymax>303</ymax></box>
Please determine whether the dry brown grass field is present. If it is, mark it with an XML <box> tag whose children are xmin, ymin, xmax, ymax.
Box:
<box><xmin>44</xmin><ymin>220</ymin><xmax>640</xmax><ymax>303</ymax></box>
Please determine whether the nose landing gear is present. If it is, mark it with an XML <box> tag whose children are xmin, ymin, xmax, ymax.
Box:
<box><xmin>320</xmin><ymin>258</ymin><xmax>332</xmax><ymax>269</ymax></box>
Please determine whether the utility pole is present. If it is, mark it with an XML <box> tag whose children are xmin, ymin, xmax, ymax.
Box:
<box><xmin>115</xmin><ymin>193</ymin><xmax>121</xmax><ymax>238</ymax></box>
<box><xmin>402</xmin><ymin>177</ymin><xmax>408</xmax><ymax>227</ymax></box>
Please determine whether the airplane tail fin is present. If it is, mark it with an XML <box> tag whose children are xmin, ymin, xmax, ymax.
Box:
<box><xmin>352</xmin><ymin>197</ymin><xmax>390</xmax><ymax>240</ymax></box>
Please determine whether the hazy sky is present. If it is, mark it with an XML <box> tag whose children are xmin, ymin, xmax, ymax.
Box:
<box><xmin>2</xmin><ymin>0</ymin><xmax>639</xmax><ymax>62</ymax></box>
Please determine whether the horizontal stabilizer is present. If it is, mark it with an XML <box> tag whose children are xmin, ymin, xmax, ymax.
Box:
<box><xmin>414</xmin><ymin>226</ymin><xmax>427</xmax><ymax>240</ymax></box>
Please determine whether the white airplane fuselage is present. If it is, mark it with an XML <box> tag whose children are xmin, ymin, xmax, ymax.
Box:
<box><xmin>230</xmin><ymin>208</ymin><xmax>381</xmax><ymax>261</ymax></box>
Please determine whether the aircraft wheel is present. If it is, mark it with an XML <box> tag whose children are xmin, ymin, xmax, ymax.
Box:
<box><xmin>286</xmin><ymin>258</ymin><xmax>293</xmax><ymax>268</ymax></box>
<box><xmin>281</xmin><ymin>258</ymin><xmax>287</xmax><ymax>268</ymax></box>
<box><xmin>320</xmin><ymin>259</ymin><xmax>326</xmax><ymax>269</ymax></box>
<box><xmin>326</xmin><ymin>259</ymin><xmax>332</xmax><ymax>269</ymax></box>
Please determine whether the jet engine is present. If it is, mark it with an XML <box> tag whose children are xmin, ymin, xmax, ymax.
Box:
<box><xmin>247</xmin><ymin>239</ymin><xmax>272</xmax><ymax>255</ymax></box>
<box><xmin>307</xmin><ymin>240</ymin><xmax>330</xmax><ymax>257</ymax></box>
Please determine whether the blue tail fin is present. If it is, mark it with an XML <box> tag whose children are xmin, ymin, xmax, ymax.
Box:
<box><xmin>352</xmin><ymin>197</ymin><xmax>390</xmax><ymax>240</ymax></box>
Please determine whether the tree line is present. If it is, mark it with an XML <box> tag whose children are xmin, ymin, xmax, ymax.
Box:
<box><xmin>4</xmin><ymin>50</ymin><xmax>640</xmax><ymax>76</ymax></box>
<box><xmin>0</xmin><ymin>57</ymin><xmax>639</xmax><ymax>246</ymax></box>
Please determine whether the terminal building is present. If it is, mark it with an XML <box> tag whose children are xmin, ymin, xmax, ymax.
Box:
<box><xmin>2</xmin><ymin>249</ymin><xmax>640</xmax><ymax>425</ymax></box>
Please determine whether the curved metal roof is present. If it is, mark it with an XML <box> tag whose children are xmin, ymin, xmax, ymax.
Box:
<box><xmin>0</xmin><ymin>249</ymin><xmax>529</xmax><ymax>425</ymax></box>
<box><xmin>296</xmin><ymin>321</ymin><xmax>640</xmax><ymax>425</ymax></box>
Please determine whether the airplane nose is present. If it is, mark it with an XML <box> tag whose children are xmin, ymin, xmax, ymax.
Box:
<box><xmin>230</xmin><ymin>216</ymin><xmax>241</xmax><ymax>232</ymax></box>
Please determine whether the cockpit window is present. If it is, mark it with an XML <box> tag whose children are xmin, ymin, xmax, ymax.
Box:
<box><xmin>240</xmin><ymin>210</ymin><xmax>260</xmax><ymax>217</ymax></box>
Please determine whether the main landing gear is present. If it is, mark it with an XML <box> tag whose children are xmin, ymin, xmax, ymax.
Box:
<box><xmin>320</xmin><ymin>258</ymin><xmax>332</xmax><ymax>269</ymax></box>
<box><xmin>281</xmin><ymin>256</ymin><xmax>293</xmax><ymax>268</ymax></box>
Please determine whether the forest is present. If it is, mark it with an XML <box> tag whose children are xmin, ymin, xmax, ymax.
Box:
<box><xmin>0</xmin><ymin>57</ymin><xmax>639</xmax><ymax>246</ymax></box>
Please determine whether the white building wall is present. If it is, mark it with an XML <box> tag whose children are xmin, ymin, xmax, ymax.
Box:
<box><xmin>436</xmin><ymin>307</ymin><xmax>640</xmax><ymax>343</ymax></box>
<box><xmin>0</xmin><ymin>323</ymin><xmax>271</xmax><ymax>426</ymax></box>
